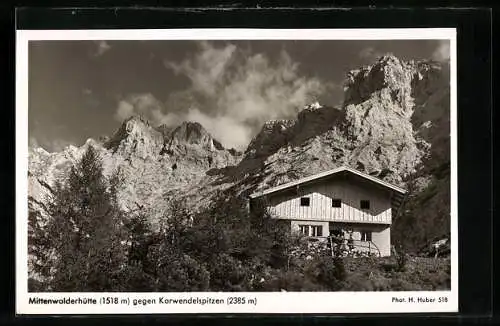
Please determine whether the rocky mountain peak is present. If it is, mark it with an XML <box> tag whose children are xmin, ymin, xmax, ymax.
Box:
<box><xmin>339</xmin><ymin>57</ymin><xmax>437</xmax><ymax>182</ymax></box>
<box><xmin>104</xmin><ymin>115</ymin><xmax>164</xmax><ymax>160</ymax></box>
<box><xmin>155</xmin><ymin>124</ymin><xmax>174</xmax><ymax>137</ymax></box>
<box><xmin>97</xmin><ymin>135</ymin><xmax>110</xmax><ymax>144</ymax></box>
<box><xmin>377</xmin><ymin>53</ymin><xmax>402</xmax><ymax>65</ymax></box>
<box><xmin>244</xmin><ymin>119</ymin><xmax>296</xmax><ymax>160</ymax></box>
<box><xmin>164</xmin><ymin>121</ymin><xmax>224</xmax><ymax>152</ymax></box>
<box><xmin>229</xmin><ymin>55</ymin><xmax>449</xmax><ymax>194</ymax></box>
<box><xmin>343</xmin><ymin>54</ymin><xmax>416</xmax><ymax>109</ymax></box>
<box><xmin>243</xmin><ymin>102</ymin><xmax>345</xmax><ymax>163</ymax></box>
<box><xmin>262</xmin><ymin>119</ymin><xmax>296</xmax><ymax>131</ymax></box>
<box><xmin>303</xmin><ymin>101</ymin><xmax>323</xmax><ymax>112</ymax></box>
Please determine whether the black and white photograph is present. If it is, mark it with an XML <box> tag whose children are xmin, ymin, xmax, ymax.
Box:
<box><xmin>17</xmin><ymin>28</ymin><xmax>457</xmax><ymax>314</ymax></box>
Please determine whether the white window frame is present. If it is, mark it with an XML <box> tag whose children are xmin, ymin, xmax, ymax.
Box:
<box><xmin>311</xmin><ymin>225</ymin><xmax>323</xmax><ymax>237</ymax></box>
<box><xmin>360</xmin><ymin>231</ymin><xmax>372</xmax><ymax>242</ymax></box>
<box><xmin>298</xmin><ymin>224</ymin><xmax>323</xmax><ymax>237</ymax></box>
<box><xmin>299</xmin><ymin>225</ymin><xmax>310</xmax><ymax>236</ymax></box>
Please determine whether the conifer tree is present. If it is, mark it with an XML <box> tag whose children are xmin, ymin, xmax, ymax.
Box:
<box><xmin>28</xmin><ymin>207</ymin><xmax>52</xmax><ymax>291</ymax></box>
<box><xmin>44</xmin><ymin>145</ymin><xmax>127</xmax><ymax>291</ymax></box>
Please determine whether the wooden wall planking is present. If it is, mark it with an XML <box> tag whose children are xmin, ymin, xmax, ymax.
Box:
<box><xmin>268</xmin><ymin>178</ymin><xmax>392</xmax><ymax>224</ymax></box>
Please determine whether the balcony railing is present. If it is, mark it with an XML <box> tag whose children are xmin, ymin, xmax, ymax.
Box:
<box><xmin>306</xmin><ymin>236</ymin><xmax>381</xmax><ymax>257</ymax></box>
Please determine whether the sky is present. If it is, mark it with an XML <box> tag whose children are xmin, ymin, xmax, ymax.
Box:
<box><xmin>28</xmin><ymin>39</ymin><xmax>449</xmax><ymax>151</ymax></box>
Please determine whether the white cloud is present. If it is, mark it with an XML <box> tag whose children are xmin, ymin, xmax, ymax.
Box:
<box><xmin>115</xmin><ymin>100</ymin><xmax>135</xmax><ymax>121</ymax></box>
<box><xmin>115</xmin><ymin>42</ymin><xmax>326</xmax><ymax>150</ymax></box>
<box><xmin>432</xmin><ymin>40</ymin><xmax>450</xmax><ymax>62</ymax></box>
<box><xmin>185</xmin><ymin>108</ymin><xmax>252</xmax><ymax>150</ymax></box>
<box><xmin>163</xmin><ymin>42</ymin><xmax>325</xmax><ymax>149</ymax></box>
<box><xmin>114</xmin><ymin>93</ymin><xmax>163</xmax><ymax>122</ymax></box>
<box><xmin>166</xmin><ymin>41</ymin><xmax>236</xmax><ymax>97</ymax></box>
<box><xmin>94</xmin><ymin>41</ymin><xmax>111</xmax><ymax>57</ymax></box>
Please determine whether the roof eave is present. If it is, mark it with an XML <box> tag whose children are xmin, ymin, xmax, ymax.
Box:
<box><xmin>248</xmin><ymin>166</ymin><xmax>407</xmax><ymax>199</ymax></box>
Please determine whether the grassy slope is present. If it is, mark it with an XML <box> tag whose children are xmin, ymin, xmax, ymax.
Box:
<box><xmin>340</xmin><ymin>256</ymin><xmax>451</xmax><ymax>291</ymax></box>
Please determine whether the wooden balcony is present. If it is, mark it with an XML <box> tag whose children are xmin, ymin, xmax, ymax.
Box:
<box><xmin>306</xmin><ymin>236</ymin><xmax>381</xmax><ymax>257</ymax></box>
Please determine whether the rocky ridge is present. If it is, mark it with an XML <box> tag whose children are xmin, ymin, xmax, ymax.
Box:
<box><xmin>216</xmin><ymin>55</ymin><xmax>447</xmax><ymax>196</ymax></box>
<box><xmin>28</xmin><ymin>116</ymin><xmax>241</xmax><ymax>225</ymax></box>
<box><xmin>28</xmin><ymin>54</ymin><xmax>450</xmax><ymax>251</ymax></box>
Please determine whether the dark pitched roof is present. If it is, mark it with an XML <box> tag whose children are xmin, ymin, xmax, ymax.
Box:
<box><xmin>249</xmin><ymin>165</ymin><xmax>406</xmax><ymax>199</ymax></box>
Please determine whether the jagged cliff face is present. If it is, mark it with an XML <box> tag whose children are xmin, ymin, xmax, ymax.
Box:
<box><xmin>28</xmin><ymin>116</ymin><xmax>241</xmax><ymax>225</ymax></box>
<box><xmin>223</xmin><ymin>56</ymin><xmax>447</xmax><ymax>195</ymax></box>
<box><xmin>28</xmin><ymin>54</ymin><xmax>450</xmax><ymax>251</ymax></box>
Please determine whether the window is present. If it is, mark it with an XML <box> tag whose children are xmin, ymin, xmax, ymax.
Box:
<box><xmin>298</xmin><ymin>224</ymin><xmax>323</xmax><ymax>237</ymax></box>
<box><xmin>299</xmin><ymin>225</ymin><xmax>309</xmax><ymax>235</ymax></box>
<box><xmin>360</xmin><ymin>200</ymin><xmax>370</xmax><ymax>209</ymax></box>
<box><xmin>360</xmin><ymin>231</ymin><xmax>372</xmax><ymax>242</ymax></box>
<box><xmin>300</xmin><ymin>197</ymin><xmax>310</xmax><ymax>206</ymax></box>
<box><xmin>311</xmin><ymin>225</ymin><xmax>323</xmax><ymax>237</ymax></box>
<box><xmin>332</xmin><ymin>198</ymin><xmax>342</xmax><ymax>207</ymax></box>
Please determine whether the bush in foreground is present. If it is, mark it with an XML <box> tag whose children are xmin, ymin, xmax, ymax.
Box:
<box><xmin>341</xmin><ymin>256</ymin><xmax>451</xmax><ymax>291</ymax></box>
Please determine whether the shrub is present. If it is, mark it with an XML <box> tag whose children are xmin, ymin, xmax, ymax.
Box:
<box><xmin>28</xmin><ymin>278</ymin><xmax>47</xmax><ymax>292</ymax></box>
<box><xmin>208</xmin><ymin>253</ymin><xmax>250</xmax><ymax>291</ymax></box>
<box><xmin>304</xmin><ymin>255</ymin><xmax>346</xmax><ymax>291</ymax></box>
<box><xmin>389</xmin><ymin>277</ymin><xmax>423</xmax><ymax>291</ymax></box>
<box><xmin>119</xmin><ymin>264</ymin><xmax>155</xmax><ymax>292</ymax></box>
<box><xmin>260</xmin><ymin>270</ymin><xmax>324</xmax><ymax>292</ymax></box>
<box><xmin>393</xmin><ymin>245</ymin><xmax>408</xmax><ymax>272</ymax></box>
<box><xmin>412</xmin><ymin>259</ymin><xmax>451</xmax><ymax>290</ymax></box>
<box><xmin>380</xmin><ymin>262</ymin><xmax>397</xmax><ymax>273</ymax></box>
<box><xmin>154</xmin><ymin>253</ymin><xmax>210</xmax><ymax>292</ymax></box>
<box><xmin>340</xmin><ymin>273</ymin><xmax>374</xmax><ymax>292</ymax></box>
<box><xmin>124</xmin><ymin>213</ymin><xmax>155</xmax><ymax>267</ymax></box>
<box><xmin>370</xmin><ymin>275</ymin><xmax>391</xmax><ymax>291</ymax></box>
<box><xmin>181</xmin><ymin>222</ymin><xmax>228</xmax><ymax>262</ymax></box>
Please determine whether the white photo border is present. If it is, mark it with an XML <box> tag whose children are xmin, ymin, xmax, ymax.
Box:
<box><xmin>16</xmin><ymin>28</ymin><xmax>458</xmax><ymax>315</ymax></box>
